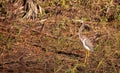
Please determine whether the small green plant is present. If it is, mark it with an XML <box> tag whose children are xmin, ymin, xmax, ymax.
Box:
<box><xmin>13</xmin><ymin>23</ymin><xmax>22</xmax><ymax>36</ymax></box>
<box><xmin>54</xmin><ymin>65</ymin><xmax>63</xmax><ymax>73</ymax></box>
<box><xmin>62</xmin><ymin>0</ymin><xmax>66</xmax><ymax>7</ymax></box>
<box><xmin>111</xmin><ymin>62</ymin><xmax>117</xmax><ymax>73</ymax></box>
<box><xmin>95</xmin><ymin>58</ymin><xmax>104</xmax><ymax>73</ymax></box>
<box><xmin>65</xmin><ymin>61</ymin><xmax>79</xmax><ymax>73</ymax></box>
<box><xmin>6</xmin><ymin>36</ymin><xmax>13</xmax><ymax>49</ymax></box>
<box><xmin>0</xmin><ymin>33</ymin><xmax>3</xmax><ymax>41</ymax></box>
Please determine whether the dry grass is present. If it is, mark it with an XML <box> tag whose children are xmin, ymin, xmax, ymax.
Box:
<box><xmin>0</xmin><ymin>0</ymin><xmax>120</xmax><ymax>73</ymax></box>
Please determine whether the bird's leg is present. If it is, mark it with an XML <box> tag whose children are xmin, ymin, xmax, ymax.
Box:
<box><xmin>88</xmin><ymin>51</ymin><xmax>90</xmax><ymax>58</ymax></box>
<box><xmin>84</xmin><ymin>51</ymin><xmax>87</xmax><ymax>64</ymax></box>
<box><xmin>84</xmin><ymin>51</ymin><xmax>90</xmax><ymax>65</ymax></box>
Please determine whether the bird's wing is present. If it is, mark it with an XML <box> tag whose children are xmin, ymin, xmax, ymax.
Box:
<box><xmin>84</xmin><ymin>38</ymin><xmax>94</xmax><ymax>52</ymax></box>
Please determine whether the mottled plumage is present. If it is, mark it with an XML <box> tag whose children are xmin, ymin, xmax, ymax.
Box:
<box><xmin>79</xmin><ymin>24</ymin><xmax>94</xmax><ymax>52</ymax></box>
<box><xmin>83</xmin><ymin>37</ymin><xmax>94</xmax><ymax>52</ymax></box>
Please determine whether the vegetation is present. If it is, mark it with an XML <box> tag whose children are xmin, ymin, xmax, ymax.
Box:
<box><xmin>0</xmin><ymin>0</ymin><xmax>120</xmax><ymax>73</ymax></box>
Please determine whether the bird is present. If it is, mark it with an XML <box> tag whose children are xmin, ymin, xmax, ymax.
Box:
<box><xmin>78</xmin><ymin>24</ymin><xmax>94</xmax><ymax>64</ymax></box>
<box><xmin>79</xmin><ymin>24</ymin><xmax>94</xmax><ymax>52</ymax></box>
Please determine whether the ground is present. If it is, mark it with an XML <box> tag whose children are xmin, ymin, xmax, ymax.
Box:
<box><xmin>0</xmin><ymin>0</ymin><xmax>120</xmax><ymax>73</ymax></box>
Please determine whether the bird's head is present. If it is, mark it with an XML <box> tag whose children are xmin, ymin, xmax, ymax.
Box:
<box><xmin>79</xmin><ymin>24</ymin><xmax>91</xmax><ymax>32</ymax></box>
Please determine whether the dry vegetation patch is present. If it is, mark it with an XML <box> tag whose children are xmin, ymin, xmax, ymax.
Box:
<box><xmin>0</xmin><ymin>0</ymin><xmax>120</xmax><ymax>73</ymax></box>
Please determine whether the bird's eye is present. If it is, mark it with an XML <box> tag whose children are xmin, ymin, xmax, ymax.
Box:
<box><xmin>84</xmin><ymin>26</ymin><xmax>91</xmax><ymax>31</ymax></box>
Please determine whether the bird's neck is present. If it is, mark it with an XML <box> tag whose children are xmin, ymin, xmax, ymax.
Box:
<box><xmin>79</xmin><ymin>32</ymin><xmax>84</xmax><ymax>41</ymax></box>
<box><xmin>79</xmin><ymin>24</ymin><xmax>85</xmax><ymax>41</ymax></box>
